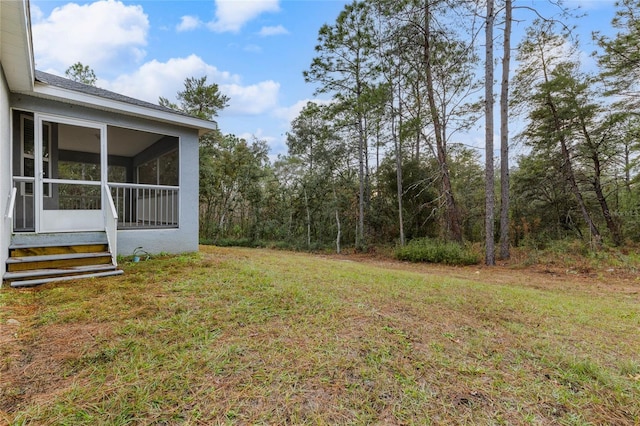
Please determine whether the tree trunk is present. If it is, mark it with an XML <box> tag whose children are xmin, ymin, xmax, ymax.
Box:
<box><xmin>356</xmin><ymin>48</ymin><xmax>366</xmax><ymax>250</ymax></box>
<box><xmin>364</xmin><ymin>116</ymin><xmax>371</xmax><ymax>241</ymax></box>
<box><xmin>219</xmin><ymin>210</ymin><xmax>226</xmax><ymax>237</ymax></box>
<box><xmin>303</xmin><ymin>185</ymin><xmax>311</xmax><ymax>249</ymax></box>
<box><xmin>423</xmin><ymin>0</ymin><xmax>462</xmax><ymax>242</ymax></box>
<box><xmin>415</xmin><ymin>88</ymin><xmax>421</xmax><ymax>161</ymax></box>
<box><xmin>624</xmin><ymin>141</ymin><xmax>632</xmax><ymax>192</ymax></box>
<box><xmin>395</xmin><ymin>77</ymin><xmax>405</xmax><ymax>246</ymax></box>
<box><xmin>485</xmin><ymin>0</ymin><xmax>496</xmax><ymax>266</ymax></box>
<box><xmin>333</xmin><ymin>186</ymin><xmax>341</xmax><ymax>254</ymax></box>
<box><xmin>592</xmin><ymin>162</ymin><xmax>621</xmax><ymax>245</ymax></box>
<box><xmin>357</xmin><ymin>118</ymin><xmax>365</xmax><ymax>249</ymax></box>
<box><xmin>204</xmin><ymin>196</ymin><xmax>214</xmax><ymax>239</ymax></box>
<box><xmin>218</xmin><ymin>191</ymin><xmax>233</xmax><ymax>238</ymax></box>
<box><xmin>499</xmin><ymin>0</ymin><xmax>512</xmax><ymax>260</ymax></box>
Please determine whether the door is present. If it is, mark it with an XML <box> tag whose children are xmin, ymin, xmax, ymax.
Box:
<box><xmin>35</xmin><ymin>114</ymin><xmax>107</xmax><ymax>233</ymax></box>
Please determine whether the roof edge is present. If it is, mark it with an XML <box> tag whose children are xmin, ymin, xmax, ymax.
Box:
<box><xmin>1</xmin><ymin>0</ymin><xmax>35</xmax><ymax>91</ymax></box>
<box><xmin>27</xmin><ymin>80</ymin><xmax>218</xmax><ymax>136</ymax></box>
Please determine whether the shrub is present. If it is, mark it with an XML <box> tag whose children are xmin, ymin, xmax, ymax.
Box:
<box><xmin>395</xmin><ymin>238</ymin><xmax>479</xmax><ymax>265</ymax></box>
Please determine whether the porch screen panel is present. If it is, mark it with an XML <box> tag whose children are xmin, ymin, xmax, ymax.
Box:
<box><xmin>43</xmin><ymin>121</ymin><xmax>102</xmax><ymax>211</ymax></box>
<box><xmin>134</xmin><ymin>149</ymin><xmax>179</xmax><ymax>227</ymax></box>
<box><xmin>44</xmin><ymin>183</ymin><xmax>102</xmax><ymax>210</ymax></box>
<box><xmin>138</xmin><ymin>159</ymin><xmax>158</xmax><ymax>185</ymax></box>
<box><xmin>107</xmin><ymin>128</ymin><xmax>179</xmax><ymax>229</ymax></box>
<box><xmin>159</xmin><ymin>150</ymin><xmax>178</xmax><ymax>186</ymax></box>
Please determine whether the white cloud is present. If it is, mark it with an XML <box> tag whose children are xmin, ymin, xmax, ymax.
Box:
<box><xmin>259</xmin><ymin>25</ymin><xmax>289</xmax><ymax>37</ymax></box>
<box><xmin>221</xmin><ymin>80</ymin><xmax>280</xmax><ymax>115</ymax></box>
<box><xmin>177</xmin><ymin>15</ymin><xmax>202</xmax><ymax>32</ymax></box>
<box><xmin>32</xmin><ymin>0</ymin><xmax>148</xmax><ymax>73</ymax></box>
<box><xmin>102</xmin><ymin>54</ymin><xmax>278</xmax><ymax>116</ymax></box>
<box><xmin>104</xmin><ymin>54</ymin><xmax>240</xmax><ymax>104</ymax></box>
<box><xmin>31</xmin><ymin>4</ymin><xmax>44</xmax><ymax>22</ymax></box>
<box><xmin>207</xmin><ymin>0</ymin><xmax>280</xmax><ymax>33</ymax></box>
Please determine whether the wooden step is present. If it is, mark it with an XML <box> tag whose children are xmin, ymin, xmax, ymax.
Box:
<box><xmin>9</xmin><ymin>243</ymin><xmax>109</xmax><ymax>258</ymax></box>
<box><xmin>6</xmin><ymin>252</ymin><xmax>113</xmax><ymax>272</ymax></box>
<box><xmin>10</xmin><ymin>270</ymin><xmax>124</xmax><ymax>288</ymax></box>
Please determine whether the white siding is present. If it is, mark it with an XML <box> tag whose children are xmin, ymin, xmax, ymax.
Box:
<box><xmin>1</xmin><ymin>69</ymin><xmax>11</xmax><ymax>284</ymax></box>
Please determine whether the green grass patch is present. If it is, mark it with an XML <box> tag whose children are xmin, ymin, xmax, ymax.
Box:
<box><xmin>1</xmin><ymin>246</ymin><xmax>638</xmax><ymax>425</ymax></box>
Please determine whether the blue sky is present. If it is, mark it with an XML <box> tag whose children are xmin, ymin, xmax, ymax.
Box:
<box><xmin>30</xmin><ymin>0</ymin><xmax>618</xmax><ymax>159</ymax></box>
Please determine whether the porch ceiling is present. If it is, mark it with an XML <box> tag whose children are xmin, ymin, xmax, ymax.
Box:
<box><xmin>56</xmin><ymin>124</ymin><xmax>164</xmax><ymax>157</ymax></box>
<box><xmin>108</xmin><ymin>127</ymin><xmax>163</xmax><ymax>157</ymax></box>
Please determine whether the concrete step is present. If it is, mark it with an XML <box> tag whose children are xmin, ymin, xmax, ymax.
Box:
<box><xmin>10</xmin><ymin>231</ymin><xmax>107</xmax><ymax>248</ymax></box>
<box><xmin>10</xmin><ymin>270</ymin><xmax>124</xmax><ymax>288</ymax></box>
<box><xmin>3</xmin><ymin>264</ymin><xmax>119</xmax><ymax>281</ymax></box>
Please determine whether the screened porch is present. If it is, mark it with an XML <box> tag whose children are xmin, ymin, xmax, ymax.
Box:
<box><xmin>10</xmin><ymin>110</ymin><xmax>181</xmax><ymax>233</ymax></box>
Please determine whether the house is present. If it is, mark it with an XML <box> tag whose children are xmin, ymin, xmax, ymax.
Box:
<box><xmin>1</xmin><ymin>1</ymin><xmax>217</xmax><ymax>287</ymax></box>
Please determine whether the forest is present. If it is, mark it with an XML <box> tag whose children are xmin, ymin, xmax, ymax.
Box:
<box><xmin>171</xmin><ymin>0</ymin><xmax>640</xmax><ymax>264</ymax></box>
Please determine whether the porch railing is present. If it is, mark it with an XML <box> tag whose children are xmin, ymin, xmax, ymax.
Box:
<box><xmin>10</xmin><ymin>176</ymin><xmax>35</xmax><ymax>232</ymax></box>
<box><xmin>4</xmin><ymin>187</ymin><xmax>17</xmax><ymax>220</ymax></box>
<box><xmin>108</xmin><ymin>183</ymin><xmax>179</xmax><ymax>229</ymax></box>
<box><xmin>9</xmin><ymin>178</ymin><xmax>179</xmax><ymax>232</ymax></box>
<box><xmin>104</xmin><ymin>185</ymin><xmax>118</xmax><ymax>265</ymax></box>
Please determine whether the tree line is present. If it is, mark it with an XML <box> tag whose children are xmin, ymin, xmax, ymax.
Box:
<box><xmin>144</xmin><ymin>0</ymin><xmax>640</xmax><ymax>260</ymax></box>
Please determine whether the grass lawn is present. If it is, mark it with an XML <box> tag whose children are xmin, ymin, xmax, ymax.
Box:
<box><xmin>1</xmin><ymin>246</ymin><xmax>639</xmax><ymax>425</ymax></box>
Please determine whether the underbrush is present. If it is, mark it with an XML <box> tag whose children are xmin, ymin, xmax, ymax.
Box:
<box><xmin>511</xmin><ymin>239</ymin><xmax>640</xmax><ymax>274</ymax></box>
<box><xmin>200</xmin><ymin>236</ymin><xmax>640</xmax><ymax>273</ymax></box>
<box><xmin>395</xmin><ymin>238</ymin><xmax>480</xmax><ymax>265</ymax></box>
<box><xmin>200</xmin><ymin>238</ymin><xmax>337</xmax><ymax>252</ymax></box>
